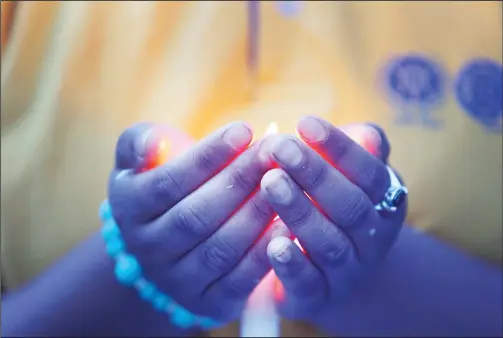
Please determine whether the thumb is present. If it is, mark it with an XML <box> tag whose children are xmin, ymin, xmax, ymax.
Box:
<box><xmin>340</xmin><ymin>123</ymin><xmax>390</xmax><ymax>164</ymax></box>
<box><xmin>115</xmin><ymin>123</ymin><xmax>196</xmax><ymax>171</ymax></box>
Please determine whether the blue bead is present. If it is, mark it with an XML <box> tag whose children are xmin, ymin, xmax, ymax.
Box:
<box><xmin>115</xmin><ymin>254</ymin><xmax>142</xmax><ymax>286</ymax></box>
<box><xmin>101</xmin><ymin>220</ymin><xmax>120</xmax><ymax>241</ymax></box>
<box><xmin>99</xmin><ymin>200</ymin><xmax>113</xmax><ymax>221</ymax></box>
<box><xmin>138</xmin><ymin>282</ymin><xmax>157</xmax><ymax>301</ymax></box>
<box><xmin>105</xmin><ymin>236</ymin><xmax>125</xmax><ymax>257</ymax></box>
<box><xmin>171</xmin><ymin>306</ymin><xmax>195</xmax><ymax>329</ymax></box>
<box><xmin>152</xmin><ymin>293</ymin><xmax>170</xmax><ymax>311</ymax></box>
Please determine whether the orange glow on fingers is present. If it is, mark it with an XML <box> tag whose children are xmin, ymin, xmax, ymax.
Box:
<box><xmin>273</xmin><ymin>274</ymin><xmax>285</xmax><ymax>301</ymax></box>
<box><xmin>143</xmin><ymin>137</ymin><xmax>171</xmax><ymax>171</ymax></box>
<box><xmin>155</xmin><ymin>138</ymin><xmax>171</xmax><ymax>166</ymax></box>
<box><xmin>343</xmin><ymin>125</ymin><xmax>381</xmax><ymax>156</ymax></box>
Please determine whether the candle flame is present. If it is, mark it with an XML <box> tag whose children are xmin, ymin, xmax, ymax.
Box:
<box><xmin>265</xmin><ymin>122</ymin><xmax>278</xmax><ymax>135</ymax></box>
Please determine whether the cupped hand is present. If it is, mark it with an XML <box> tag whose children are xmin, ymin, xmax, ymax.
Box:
<box><xmin>107</xmin><ymin>122</ymin><xmax>288</xmax><ymax>323</ymax></box>
<box><xmin>259</xmin><ymin>117</ymin><xmax>407</xmax><ymax>321</ymax></box>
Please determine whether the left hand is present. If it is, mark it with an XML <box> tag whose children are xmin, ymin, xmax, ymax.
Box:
<box><xmin>259</xmin><ymin>117</ymin><xmax>407</xmax><ymax>321</ymax></box>
<box><xmin>107</xmin><ymin>122</ymin><xmax>288</xmax><ymax>324</ymax></box>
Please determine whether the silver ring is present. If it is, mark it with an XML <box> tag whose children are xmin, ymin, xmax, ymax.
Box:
<box><xmin>374</xmin><ymin>166</ymin><xmax>408</xmax><ymax>212</ymax></box>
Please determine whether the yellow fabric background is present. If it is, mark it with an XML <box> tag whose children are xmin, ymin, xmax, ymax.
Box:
<box><xmin>1</xmin><ymin>1</ymin><xmax>501</xmax><ymax>336</ymax></box>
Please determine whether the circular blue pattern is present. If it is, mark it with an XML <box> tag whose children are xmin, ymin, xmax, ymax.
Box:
<box><xmin>276</xmin><ymin>1</ymin><xmax>302</xmax><ymax>17</ymax></box>
<box><xmin>455</xmin><ymin>58</ymin><xmax>502</xmax><ymax>130</ymax></box>
<box><xmin>385</xmin><ymin>54</ymin><xmax>445</xmax><ymax>106</ymax></box>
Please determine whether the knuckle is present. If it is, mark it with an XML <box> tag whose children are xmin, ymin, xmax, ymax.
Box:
<box><xmin>224</xmin><ymin>275</ymin><xmax>259</xmax><ymax>299</ymax></box>
<box><xmin>153</xmin><ymin>167</ymin><xmax>184</xmax><ymax>204</ymax></box>
<box><xmin>320</xmin><ymin>234</ymin><xmax>351</xmax><ymax>267</ymax></box>
<box><xmin>248</xmin><ymin>245</ymin><xmax>270</xmax><ymax>270</ymax></box>
<box><xmin>286</xmin><ymin>206</ymin><xmax>314</xmax><ymax>229</ymax></box>
<box><xmin>173</xmin><ymin>207</ymin><xmax>210</xmax><ymax>238</ymax></box>
<box><xmin>194</xmin><ymin>146</ymin><xmax>218</xmax><ymax>172</ymax></box>
<box><xmin>328</xmin><ymin>136</ymin><xmax>351</xmax><ymax>162</ymax></box>
<box><xmin>250</xmin><ymin>195</ymin><xmax>273</xmax><ymax>220</ymax></box>
<box><xmin>307</xmin><ymin>163</ymin><xmax>326</xmax><ymax>189</ymax></box>
<box><xmin>202</xmin><ymin>236</ymin><xmax>241</xmax><ymax>273</ymax></box>
<box><xmin>337</xmin><ymin>192</ymin><xmax>372</xmax><ymax>229</ymax></box>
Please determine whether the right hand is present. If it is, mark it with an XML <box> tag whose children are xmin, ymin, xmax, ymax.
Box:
<box><xmin>107</xmin><ymin>122</ymin><xmax>289</xmax><ymax>323</ymax></box>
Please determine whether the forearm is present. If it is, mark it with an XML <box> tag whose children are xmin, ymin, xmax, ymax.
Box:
<box><xmin>316</xmin><ymin>226</ymin><xmax>503</xmax><ymax>337</ymax></box>
<box><xmin>1</xmin><ymin>232</ymin><xmax>196</xmax><ymax>337</ymax></box>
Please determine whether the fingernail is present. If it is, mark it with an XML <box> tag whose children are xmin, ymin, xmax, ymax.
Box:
<box><xmin>267</xmin><ymin>236</ymin><xmax>293</xmax><ymax>264</ymax></box>
<box><xmin>271</xmin><ymin>138</ymin><xmax>303</xmax><ymax>167</ymax></box>
<box><xmin>262</xmin><ymin>169</ymin><xmax>293</xmax><ymax>205</ymax></box>
<box><xmin>365</xmin><ymin>127</ymin><xmax>382</xmax><ymax>156</ymax></box>
<box><xmin>136</xmin><ymin>128</ymin><xmax>173</xmax><ymax>169</ymax></box>
<box><xmin>134</xmin><ymin>128</ymin><xmax>153</xmax><ymax>158</ymax></box>
<box><xmin>223</xmin><ymin>123</ymin><xmax>253</xmax><ymax>150</ymax></box>
<box><xmin>257</xmin><ymin>135</ymin><xmax>277</xmax><ymax>166</ymax></box>
<box><xmin>297</xmin><ymin>116</ymin><xmax>328</xmax><ymax>143</ymax></box>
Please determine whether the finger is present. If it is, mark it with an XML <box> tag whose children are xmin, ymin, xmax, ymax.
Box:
<box><xmin>136</xmin><ymin>140</ymin><xmax>274</xmax><ymax>263</ymax></box>
<box><xmin>364</xmin><ymin>123</ymin><xmax>391</xmax><ymax>163</ymax></box>
<box><xmin>297</xmin><ymin>116</ymin><xmax>390</xmax><ymax>203</ymax></box>
<box><xmin>267</xmin><ymin>236</ymin><xmax>326</xmax><ymax>319</ymax></box>
<box><xmin>202</xmin><ymin>220</ymin><xmax>293</xmax><ymax>320</ymax></box>
<box><xmin>167</xmin><ymin>191</ymin><xmax>276</xmax><ymax>292</ymax></box>
<box><xmin>260</xmin><ymin>169</ymin><xmax>358</xmax><ymax>270</ymax></box>
<box><xmin>263</xmin><ymin>136</ymin><xmax>397</xmax><ymax>263</ymax></box>
<box><xmin>109</xmin><ymin>122</ymin><xmax>253</xmax><ymax>226</ymax></box>
<box><xmin>114</xmin><ymin>122</ymin><xmax>156</xmax><ymax>170</ymax></box>
<box><xmin>340</xmin><ymin>123</ymin><xmax>390</xmax><ymax>164</ymax></box>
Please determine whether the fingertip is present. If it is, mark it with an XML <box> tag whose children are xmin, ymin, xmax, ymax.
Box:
<box><xmin>222</xmin><ymin>121</ymin><xmax>254</xmax><ymax>151</ymax></box>
<box><xmin>257</xmin><ymin>134</ymin><xmax>283</xmax><ymax>166</ymax></box>
<box><xmin>267</xmin><ymin>236</ymin><xmax>294</xmax><ymax>264</ymax></box>
<box><xmin>296</xmin><ymin>116</ymin><xmax>329</xmax><ymax>144</ymax></box>
<box><xmin>260</xmin><ymin>169</ymin><xmax>294</xmax><ymax>205</ymax></box>
<box><xmin>340</xmin><ymin>123</ymin><xmax>386</xmax><ymax>160</ymax></box>
<box><xmin>364</xmin><ymin>123</ymin><xmax>390</xmax><ymax>163</ymax></box>
<box><xmin>115</xmin><ymin>123</ymin><xmax>155</xmax><ymax>170</ymax></box>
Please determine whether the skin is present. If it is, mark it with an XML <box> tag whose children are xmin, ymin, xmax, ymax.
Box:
<box><xmin>2</xmin><ymin>118</ymin><xmax>501</xmax><ymax>336</ymax></box>
<box><xmin>108</xmin><ymin>121</ymin><xmax>292</xmax><ymax>322</ymax></box>
<box><xmin>1</xmin><ymin>121</ymin><xmax>291</xmax><ymax>336</ymax></box>
<box><xmin>260</xmin><ymin>116</ymin><xmax>405</xmax><ymax>319</ymax></box>
<box><xmin>262</xmin><ymin>117</ymin><xmax>502</xmax><ymax>337</ymax></box>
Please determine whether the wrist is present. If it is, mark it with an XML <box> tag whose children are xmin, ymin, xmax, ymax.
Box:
<box><xmin>1</xmin><ymin>232</ymin><xmax>196</xmax><ymax>337</ymax></box>
<box><xmin>99</xmin><ymin>200</ymin><xmax>222</xmax><ymax>331</ymax></box>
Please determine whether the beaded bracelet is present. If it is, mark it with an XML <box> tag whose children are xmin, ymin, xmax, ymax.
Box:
<box><xmin>99</xmin><ymin>200</ymin><xmax>221</xmax><ymax>330</ymax></box>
